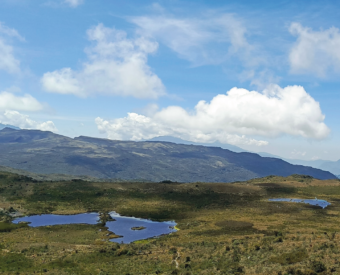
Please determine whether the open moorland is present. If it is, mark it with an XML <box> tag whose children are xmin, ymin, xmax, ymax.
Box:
<box><xmin>1</xmin><ymin>172</ymin><xmax>340</xmax><ymax>274</ymax></box>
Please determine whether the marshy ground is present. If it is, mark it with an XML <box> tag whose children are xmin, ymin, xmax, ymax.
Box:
<box><xmin>0</xmin><ymin>173</ymin><xmax>340</xmax><ymax>274</ymax></box>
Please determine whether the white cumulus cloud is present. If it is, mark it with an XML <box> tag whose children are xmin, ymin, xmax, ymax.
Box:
<box><xmin>0</xmin><ymin>90</ymin><xmax>56</xmax><ymax>132</ymax></box>
<box><xmin>0</xmin><ymin>111</ymin><xmax>58</xmax><ymax>132</ymax></box>
<box><xmin>0</xmin><ymin>91</ymin><xmax>45</xmax><ymax>112</ymax></box>
<box><xmin>289</xmin><ymin>23</ymin><xmax>340</xmax><ymax>77</ymax></box>
<box><xmin>95</xmin><ymin>85</ymin><xmax>329</xmax><ymax>147</ymax></box>
<box><xmin>64</xmin><ymin>0</ymin><xmax>83</xmax><ymax>7</ymax></box>
<box><xmin>0</xmin><ymin>22</ymin><xmax>23</xmax><ymax>74</ymax></box>
<box><xmin>130</xmin><ymin>13</ymin><xmax>253</xmax><ymax>66</ymax></box>
<box><xmin>95</xmin><ymin>114</ymin><xmax>267</xmax><ymax>147</ymax></box>
<box><xmin>41</xmin><ymin>23</ymin><xmax>165</xmax><ymax>99</ymax></box>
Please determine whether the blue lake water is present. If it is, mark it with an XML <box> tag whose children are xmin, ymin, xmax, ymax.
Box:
<box><xmin>107</xmin><ymin>212</ymin><xmax>176</xmax><ymax>244</ymax></box>
<box><xmin>269</xmin><ymin>198</ymin><xmax>331</xmax><ymax>209</ymax></box>
<box><xmin>12</xmin><ymin>212</ymin><xmax>177</xmax><ymax>244</ymax></box>
<box><xmin>12</xmin><ymin>213</ymin><xmax>99</xmax><ymax>227</ymax></box>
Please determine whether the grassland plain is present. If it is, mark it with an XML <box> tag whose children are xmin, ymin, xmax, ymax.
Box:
<box><xmin>1</xmin><ymin>172</ymin><xmax>340</xmax><ymax>274</ymax></box>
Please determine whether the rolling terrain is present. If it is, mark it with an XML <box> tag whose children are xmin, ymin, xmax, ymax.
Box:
<box><xmin>0</xmin><ymin>128</ymin><xmax>336</xmax><ymax>182</ymax></box>
<box><xmin>0</xmin><ymin>172</ymin><xmax>340</xmax><ymax>274</ymax></box>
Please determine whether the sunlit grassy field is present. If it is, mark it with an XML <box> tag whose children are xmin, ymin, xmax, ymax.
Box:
<box><xmin>1</xmin><ymin>172</ymin><xmax>340</xmax><ymax>274</ymax></box>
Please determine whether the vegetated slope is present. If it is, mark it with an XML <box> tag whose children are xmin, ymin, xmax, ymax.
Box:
<box><xmin>0</xmin><ymin>128</ymin><xmax>336</xmax><ymax>182</ymax></box>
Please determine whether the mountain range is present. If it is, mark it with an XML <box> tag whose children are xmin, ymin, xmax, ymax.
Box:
<box><xmin>149</xmin><ymin>136</ymin><xmax>340</xmax><ymax>177</ymax></box>
<box><xmin>0</xmin><ymin>127</ymin><xmax>336</xmax><ymax>182</ymax></box>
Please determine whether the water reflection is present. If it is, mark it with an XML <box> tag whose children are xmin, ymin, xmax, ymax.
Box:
<box><xmin>269</xmin><ymin>198</ymin><xmax>330</xmax><ymax>209</ymax></box>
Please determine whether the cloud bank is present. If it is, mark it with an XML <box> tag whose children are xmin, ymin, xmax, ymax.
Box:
<box><xmin>289</xmin><ymin>23</ymin><xmax>340</xmax><ymax>77</ymax></box>
<box><xmin>96</xmin><ymin>85</ymin><xmax>329</xmax><ymax>147</ymax></box>
<box><xmin>41</xmin><ymin>23</ymin><xmax>165</xmax><ymax>98</ymax></box>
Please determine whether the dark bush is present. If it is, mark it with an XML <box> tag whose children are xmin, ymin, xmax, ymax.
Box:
<box><xmin>169</xmin><ymin>247</ymin><xmax>177</xmax><ymax>254</ymax></box>
<box><xmin>311</xmin><ymin>261</ymin><xmax>326</xmax><ymax>273</ymax></box>
<box><xmin>161</xmin><ymin>180</ymin><xmax>174</xmax><ymax>183</ymax></box>
<box><xmin>274</xmin><ymin>237</ymin><xmax>283</xmax><ymax>243</ymax></box>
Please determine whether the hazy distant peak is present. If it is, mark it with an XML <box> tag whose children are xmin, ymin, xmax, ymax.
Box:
<box><xmin>0</xmin><ymin>124</ymin><xmax>20</xmax><ymax>131</ymax></box>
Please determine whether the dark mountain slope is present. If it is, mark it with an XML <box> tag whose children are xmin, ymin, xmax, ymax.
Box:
<box><xmin>0</xmin><ymin>129</ymin><xmax>336</xmax><ymax>182</ymax></box>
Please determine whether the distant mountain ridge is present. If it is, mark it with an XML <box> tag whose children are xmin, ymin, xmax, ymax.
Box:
<box><xmin>256</xmin><ymin>152</ymin><xmax>340</xmax><ymax>176</ymax></box>
<box><xmin>0</xmin><ymin>124</ymin><xmax>20</xmax><ymax>130</ymax></box>
<box><xmin>147</xmin><ymin>136</ymin><xmax>247</xmax><ymax>153</ymax></box>
<box><xmin>0</xmin><ymin>128</ymin><xmax>336</xmax><ymax>182</ymax></box>
<box><xmin>150</xmin><ymin>136</ymin><xmax>340</xmax><ymax>176</ymax></box>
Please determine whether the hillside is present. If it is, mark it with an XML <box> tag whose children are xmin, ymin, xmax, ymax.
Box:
<box><xmin>0</xmin><ymin>128</ymin><xmax>336</xmax><ymax>182</ymax></box>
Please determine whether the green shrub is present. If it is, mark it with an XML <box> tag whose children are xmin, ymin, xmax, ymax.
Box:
<box><xmin>0</xmin><ymin>222</ymin><xmax>27</xmax><ymax>232</ymax></box>
<box><xmin>269</xmin><ymin>249</ymin><xmax>308</xmax><ymax>265</ymax></box>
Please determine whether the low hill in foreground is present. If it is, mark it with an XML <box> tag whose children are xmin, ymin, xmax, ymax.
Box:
<box><xmin>0</xmin><ymin>128</ymin><xmax>336</xmax><ymax>182</ymax></box>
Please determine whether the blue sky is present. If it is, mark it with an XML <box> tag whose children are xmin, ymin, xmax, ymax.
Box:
<box><xmin>0</xmin><ymin>0</ymin><xmax>340</xmax><ymax>161</ymax></box>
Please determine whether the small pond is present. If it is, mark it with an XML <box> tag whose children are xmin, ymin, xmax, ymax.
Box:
<box><xmin>107</xmin><ymin>212</ymin><xmax>176</xmax><ymax>244</ymax></box>
<box><xmin>13</xmin><ymin>213</ymin><xmax>99</xmax><ymax>227</ymax></box>
<box><xmin>12</xmin><ymin>212</ymin><xmax>176</xmax><ymax>244</ymax></box>
<box><xmin>269</xmin><ymin>198</ymin><xmax>331</xmax><ymax>209</ymax></box>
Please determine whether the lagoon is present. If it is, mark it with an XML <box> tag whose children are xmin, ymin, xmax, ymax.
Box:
<box><xmin>107</xmin><ymin>212</ymin><xmax>176</xmax><ymax>244</ymax></box>
<box><xmin>12</xmin><ymin>212</ymin><xmax>177</xmax><ymax>244</ymax></box>
<box><xmin>12</xmin><ymin>213</ymin><xmax>99</xmax><ymax>227</ymax></box>
<box><xmin>269</xmin><ymin>198</ymin><xmax>330</xmax><ymax>209</ymax></box>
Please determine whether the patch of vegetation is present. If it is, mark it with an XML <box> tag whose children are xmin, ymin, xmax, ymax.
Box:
<box><xmin>131</xmin><ymin>226</ymin><xmax>146</xmax><ymax>230</ymax></box>
<box><xmin>215</xmin><ymin>220</ymin><xmax>253</xmax><ymax>228</ymax></box>
<box><xmin>0</xmin><ymin>253</ymin><xmax>33</xmax><ymax>272</ymax></box>
<box><xmin>269</xmin><ymin>249</ymin><xmax>309</xmax><ymax>265</ymax></box>
<box><xmin>0</xmin><ymin>222</ymin><xmax>28</xmax><ymax>232</ymax></box>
